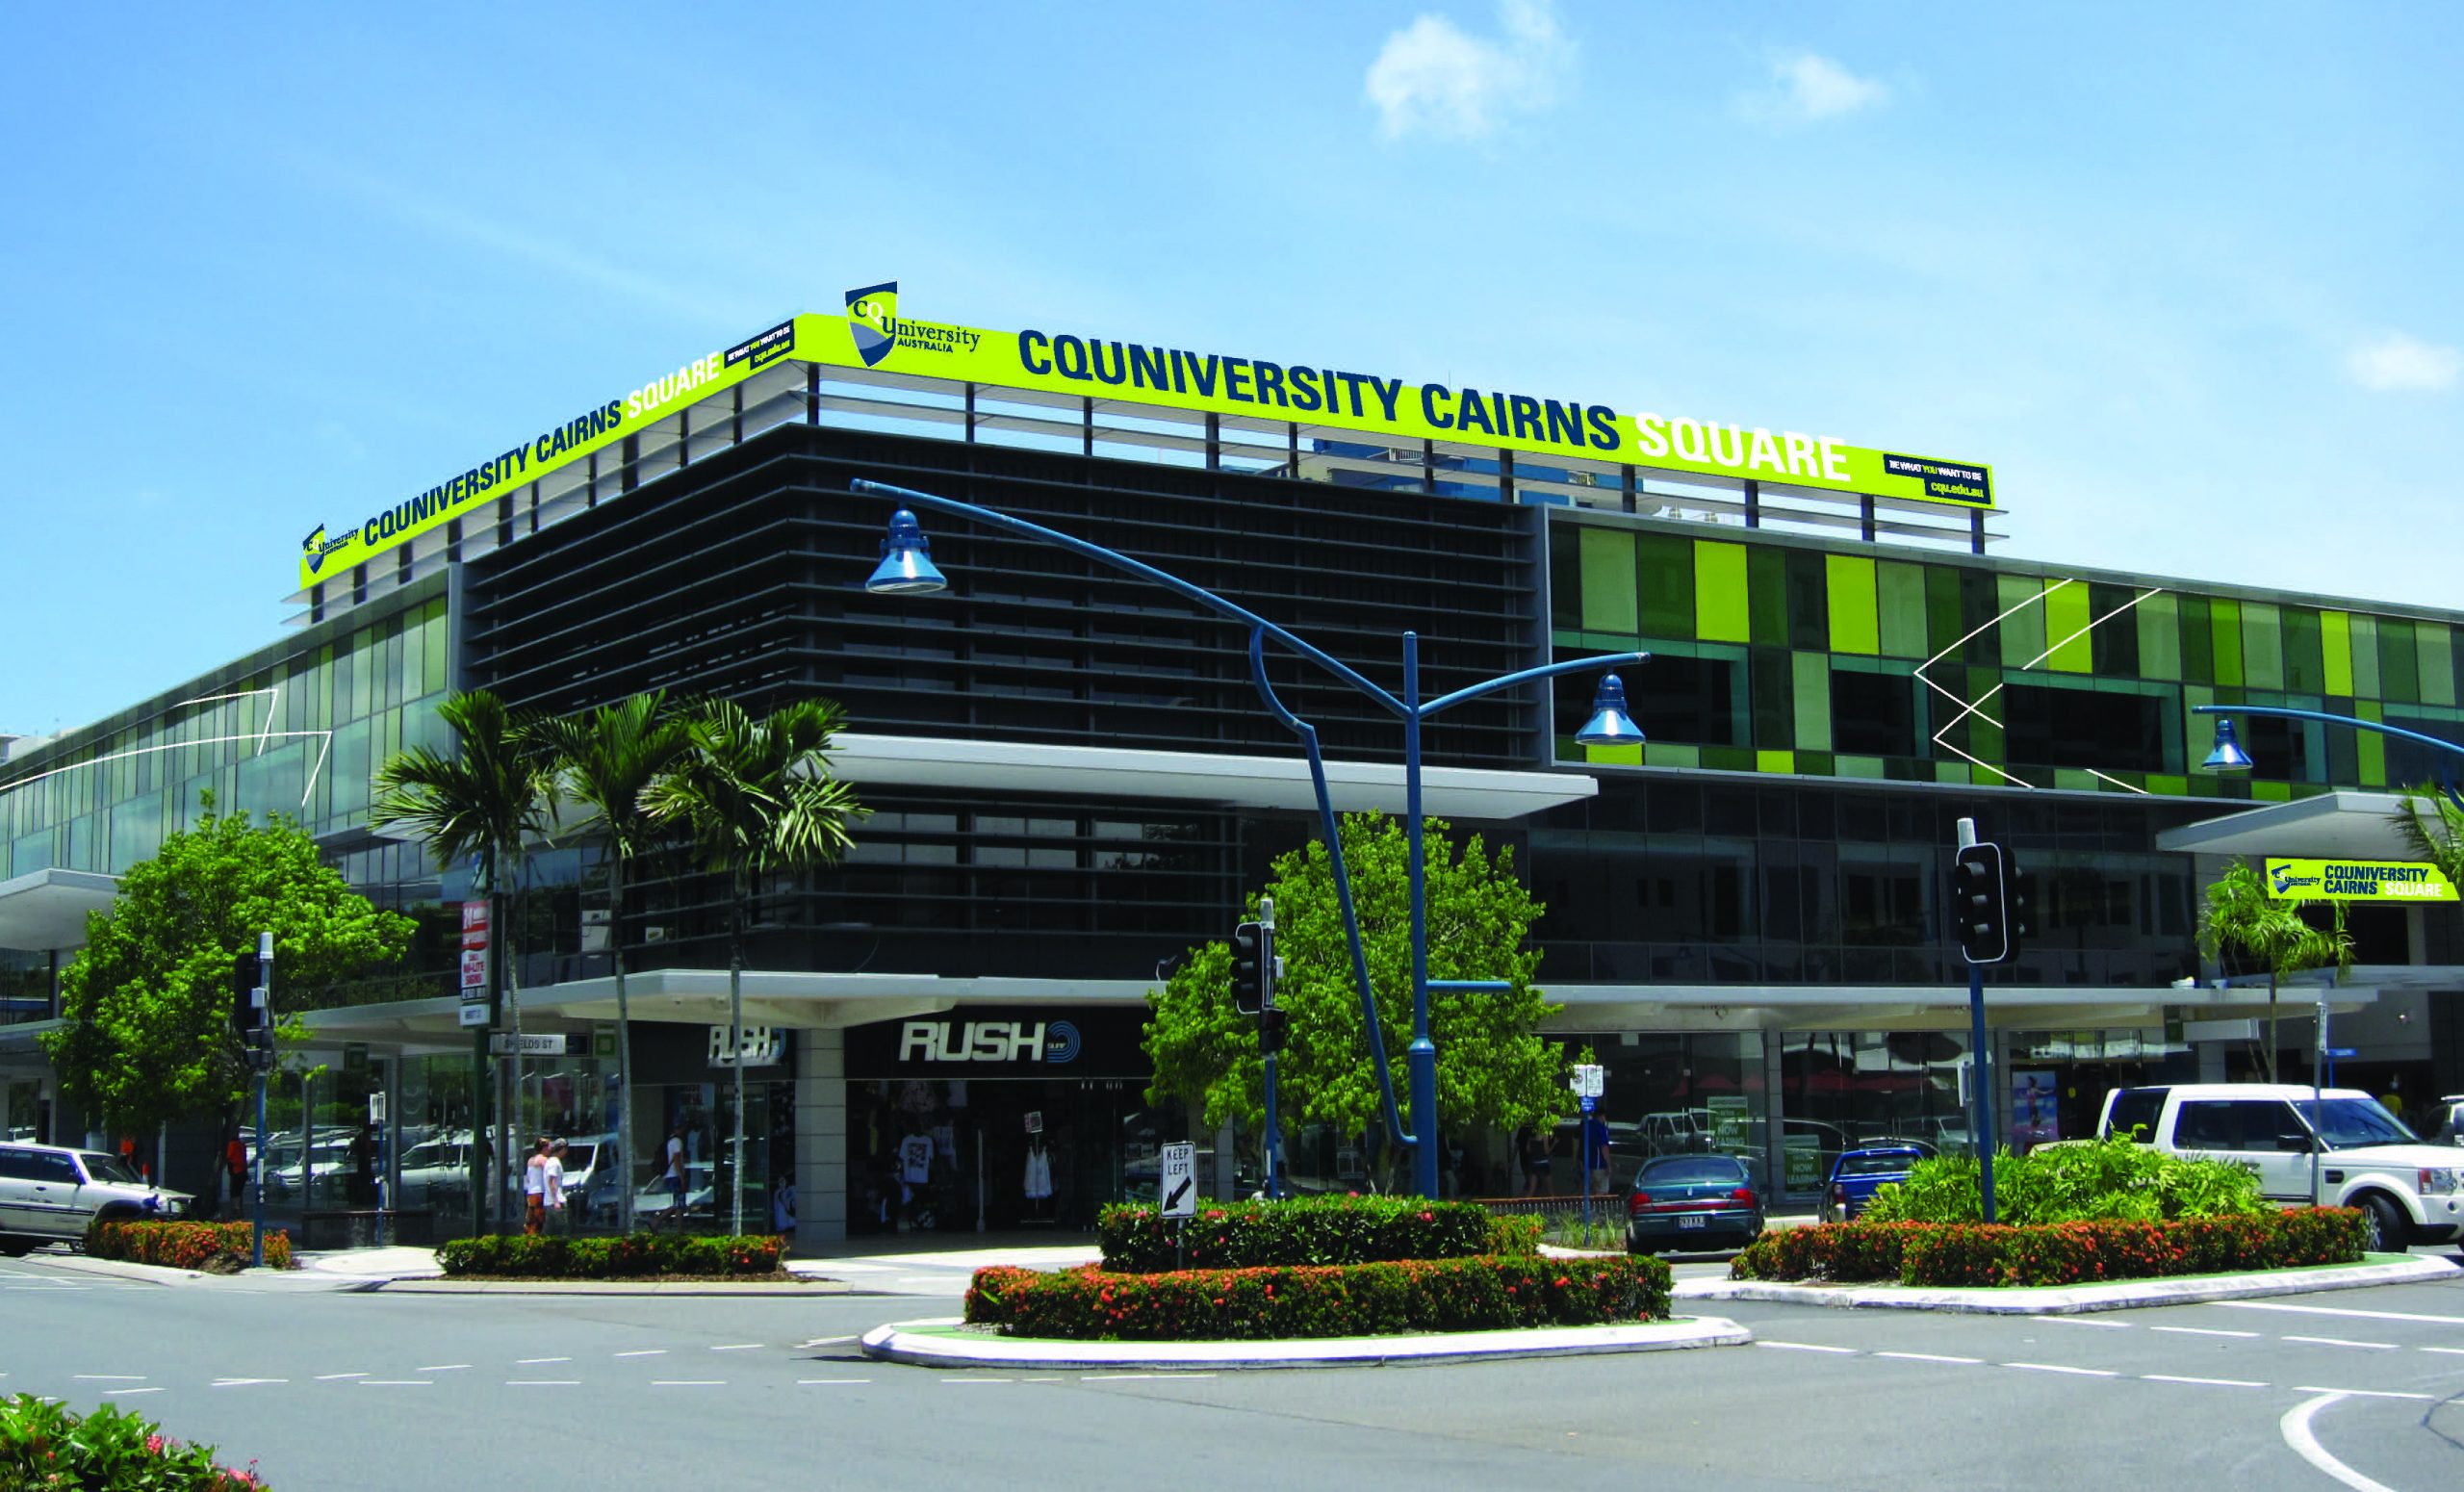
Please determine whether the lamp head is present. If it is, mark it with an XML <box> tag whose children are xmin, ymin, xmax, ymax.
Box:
<box><xmin>2200</xmin><ymin>716</ymin><xmax>2254</xmax><ymax>774</ymax></box>
<box><xmin>866</xmin><ymin>508</ymin><xmax>947</xmax><ymax>595</ymax></box>
<box><xmin>1576</xmin><ymin>673</ymin><xmax>1646</xmax><ymax>746</ymax></box>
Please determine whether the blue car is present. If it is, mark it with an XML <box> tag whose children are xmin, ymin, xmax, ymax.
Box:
<box><xmin>1819</xmin><ymin>1145</ymin><xmax>1931</xmax><ymax>1223</ymax></box>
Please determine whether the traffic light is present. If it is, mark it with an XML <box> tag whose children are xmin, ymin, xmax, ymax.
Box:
<box><xmin>1230</xmin><ymin>920</ymin><xmax>1270</xmax><ymax>1016</ymax></box>
<box><xmin>1952</xmin><ymin>842</ymin><xmax>2013</xmax><ymax>965</ymax></box>
<box><xmin>2007</xmin><ymin>865</ymin><xmax>2035</xmax><ymax>959</ymax></box>
<box><xmin>231</xmin><ymin>949</ymin><xmax>265</xmax><ymax>1036</ymax></box>
<box><xmin>1258</xmin><ymin>1006</ymin><xmax>1290</xmax><ymax>1055</ymax></box>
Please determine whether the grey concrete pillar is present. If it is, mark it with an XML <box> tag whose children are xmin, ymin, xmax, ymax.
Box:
<box><xmin>794</xmin><ymin>1028</ymin><xmax>848</xmax><ymax>1245</ymax></box>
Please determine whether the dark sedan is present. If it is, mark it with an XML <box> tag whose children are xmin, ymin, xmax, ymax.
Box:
<box><xmin>1627</xmin><ymin>1153</ymin><xmax>1764</xmax><ymax>1254</ymax></box>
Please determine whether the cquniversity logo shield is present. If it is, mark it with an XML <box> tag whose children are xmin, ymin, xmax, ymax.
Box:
<box><xmin>847</xmin><ymin>281</ymin><xmax>898</xmax><ymax>367</ymax></box>
<box><xmin>300</xmin><ymin>525</ymin><xmax>352</xmax><ymax>578</ymax></box>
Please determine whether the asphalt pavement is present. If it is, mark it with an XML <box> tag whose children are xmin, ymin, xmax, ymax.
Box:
<box><xmin>2</xmin><ymin>1244</ymin><xmax>2458</xmax><ymax>1490</ymax></box>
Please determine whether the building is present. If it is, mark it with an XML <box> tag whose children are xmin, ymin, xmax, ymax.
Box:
<box><xmin>6</xmin><ymin>288</ymin><xmax>2459</xmax><ymax>1237</ymax></box>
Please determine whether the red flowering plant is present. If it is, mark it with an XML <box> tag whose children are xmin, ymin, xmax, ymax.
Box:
<box><xmin>965</xmin><ymin>1254</ymin><xmax>1672</xmax><ymax>1341</ymax></box>
<box><xmin>1731</xmin><ymin>1208</ymin><xmax>2367</xmax><ymax>1289</ymax></box>
<box><xmin>85</xmin><ymin>1219</ymin><xmax>294</xmax><ymax>1272</ymax></box>
<box><xmin>2</xmin><ymin>1394</ymin><xmax>267</xmax><ymax>1488</ymax></box>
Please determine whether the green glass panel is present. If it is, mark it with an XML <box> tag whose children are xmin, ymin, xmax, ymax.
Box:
<box><xmin>2377</xmin><ymin>618</ymin><xmax>2420</xmax><ymax>704</ymax></box>
<box><xmin>1637</xmin><ymin>533</ymin><xmax>1695</xmax><ymax>639</ymax></box>
<box><xmin>2177</xmin><ymin>595</ymin><xmax>2214</xmax><ymax>683</ymax></box>
<box><xmin>1825</xmin><ymin>553</ymin><xmax>1880</xmax><ymax>656</ymax></box>
<box><xmin>1791</xmin><ymin>651</ymin><xmax>1832</xmax><ymax>752</ymax></box>
<box><xmin>1695</xmin><ymin>540</ymin><xmax>1750</xmax><ymax>643</ymax></box>
<box><xmin>1835</xmin><ymin>755</ymin><xmax>1886</xmax><ymax>780</ymax></box>
<box><xmin>2348</xmin><ymin>615</ymin><xmax>2380</xmax><ymax>698</ymax></box>
<box><xmin>2281</xmin><ymin>608</ymin><xmax>2324</xmax><ymax>693</ymax></box>
<box><xmin>1644</xmin><ymin>742</ymin><xmax>1702</xmax><ymax>769</ymax></box>
<box><xmin>2088</xmin><ymin>583</ymin><xmax>2141</xmax><ymax>676</ymax></box>
<box><xmin>1584</xmin><ymin>742</ymin><xmax>1641</xmax><ymax>767</ymax></box>
<box><xmin>1963</xmin><ymin>666</ymin><xmax>2002</xmax><ymax>762</ymax></box>
<box><xmin>2207</xmin><ymin>598</ymin><xmax>2244</xmax><ymax>687</ymax></box>
<box><xmin>2356</xmin><ymin>701</ymin><xmax>2385</xmax><ymax>785</ymax></box>
<box><xmin>1877</xmin><ymin>562</ymin><xmax>1929</xmax><ymax>658</ymax></box>
<box><xmin>1785</xmin><ymin>553</ymin><xmax>1828</xmax><ymax>651</ymax></box>
<box><xmin>2136</xmin><ymin>593</ymin><xmax>2181</xmax><ymax>680</ymax></box>
<box><xmin>1746</xmin><ymin>549</ymin><xmax>1789</xmax><ymax>646</ymax></box>
<box><xmin>1924</xmin><ymin>565</ymin><xmax>1964</xmax><ymax>656</ymax></box>
<box><xmin>2041</xmin><ymin>579</ymin><xmax>2092</xmax><ymax>673</ymax></box>
<box><xmin>1758</xmin><ymin>749</ymin><xmax>1796</xmax><ymax>775</ymax></box>
<box><xmin>1578</xmin><ymin>528</ymin><xmax>1638</xmax><ymax>634</ymax></box>
<box><xmin>2419</xmin><ymin>624</ymin><xmax>2456</xmax><ymax>707</ymax></box>
<box><xmin>2321</xmin><ymin>611</ymin><xmax>2354</xmax><ymax>695</ymax></box>
<box><xmin>1996</xmin><ymin>576</ymin><xmax>2046</xmax><ymax>668</ymax></box>
<box><xmin>2240</xmin><ymin>603</ymin><xmax>2283</xmax><ymax>690</ymax></box>
<box><xmin>1751</xmin><ymin>649</ymin><xmax>1793</xmax><ymax>748</ymax></box>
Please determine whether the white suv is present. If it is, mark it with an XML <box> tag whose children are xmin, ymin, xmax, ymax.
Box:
<box><xmin>2098</xmin><ymin>1084</ymin><xmax>2464</xmax><ymax>1251</ymax></box>
<box><xmin>0</xmin><ymin>1143</ymin><xmax>192</xmax><ymax>1254</ymax></box>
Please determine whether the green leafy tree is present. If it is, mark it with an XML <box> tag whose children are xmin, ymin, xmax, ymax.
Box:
<box><xmin>643</xmin><ymin>697</ymin><xmax>863</xmax><ymax>1233</ymax></box>
<box><xmin>535</xmin><ymin>691</ymin><xmax>690</xmax><ymax>1233</ymax></box>
<box><xmin>2195</xmin><ymin>862</ymin><xmax>2353</xmax><ymax>1082</ymax></box>
<box><xmin>1143</xmin><ymin>810</ymin><xmax>1568</xmax><ymax>1192</ymax></box>
<box><xmin>40</xmin><ymin>798</ymin><xmax>414</xmax><ymax>1145</ymax></box>
<box><xmin>372</xmin><ymin>689</ymin><xmax>557</xmax><ymax>1234</ymax></box>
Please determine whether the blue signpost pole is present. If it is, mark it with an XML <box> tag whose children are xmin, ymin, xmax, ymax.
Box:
<box><xmin>850</xmin><ymin>478</ymin><xmax>1647</xmax><ymax>1199</ymax></box>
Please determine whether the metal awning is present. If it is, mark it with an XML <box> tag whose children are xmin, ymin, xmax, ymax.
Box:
<box><xmin>0</xmin><ymin>867</ymin><xmax>118</xmax><ymax>953</ymax></box>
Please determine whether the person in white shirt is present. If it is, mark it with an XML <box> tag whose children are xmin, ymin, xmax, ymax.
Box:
<box><xmin>524</xmin><ymin>1137</ymin><xmax>551</xmax><ymax>1236</ymax></box>
<box><xmin>542</xmin><ymin>1140</ymin><xmax>568</xmax><ymax>1235</ymax></box>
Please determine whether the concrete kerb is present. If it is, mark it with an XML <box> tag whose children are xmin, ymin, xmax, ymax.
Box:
<box><xmin>860</xmin><ymin>1315</ymin><xmax>1753</xmax><ymax>1371</ymax></box>
<box><xmin>1674</xmin><ymin>1251</ymin><xmax>2460</xmax><ymax>1315</ymax></box>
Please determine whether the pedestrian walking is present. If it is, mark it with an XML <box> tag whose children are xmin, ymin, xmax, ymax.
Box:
<box><xmin>523</xmin><ymin>1137</ymin><xmax>551</xmax><ymax>1236</ymax></box>
<box><xmin>1519</xmin><ymin>1122</ymin><xmax>1554</xmax><ymax>1196</ymax></box>
<box><xmin>542</xmin><ymin>1140</ymin><xmax>568</xmax><ymax>1235</ymax></box>
<box><xmin>1580</xmin><ymin>1112</ymin><xmax>1612</xmax><ymax>1196</ymax></box>
<box><xmin>660</xmin><ymin>1125</ymin><xmax>688</xmax><ymax>1230</ymax></box>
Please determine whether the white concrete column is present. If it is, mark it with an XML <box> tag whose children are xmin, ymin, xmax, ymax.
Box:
<box><xmin>794</xmin><ymin>1029</ymin><xmax>847</xmax><ymax>1244</ymax></box>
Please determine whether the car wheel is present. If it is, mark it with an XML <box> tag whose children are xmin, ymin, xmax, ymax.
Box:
<box><xmin>2357</xmin><ymin>1194</ymin><xmax>2407</xmax><ymax>1252</ymax></box>
<box><xmin>0</xmin><ymin>1239</ymin><xmax>33</xmax><ymax>1257</ymax></box>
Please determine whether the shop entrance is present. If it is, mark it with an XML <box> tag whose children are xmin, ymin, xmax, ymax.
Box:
<box><xmin>847</xmin><ymin>1077</ymin><xmax>1178</xmax><ymax>1235</ymax></box>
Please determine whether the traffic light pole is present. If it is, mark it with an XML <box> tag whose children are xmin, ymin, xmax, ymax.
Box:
<box><xmin>1955</xmin><ymin>820</ymin><xmax>1997</xmax><ymax>1224</ymax></box>
<box><xmin>1259</xmin><ymin>897</ymin><xmax>1281</xmax><ymax>1201</ymax></box>
<box><xmin>251</xmin><ymin>931</ymin><xmax>271</xmax><ymax>1271</ymax></box>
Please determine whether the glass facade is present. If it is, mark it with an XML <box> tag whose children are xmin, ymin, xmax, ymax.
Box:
<box><xmin>1551</xmin><ymin>519</ymin><xmax>2464</xmax><ymax>799</ymax></box>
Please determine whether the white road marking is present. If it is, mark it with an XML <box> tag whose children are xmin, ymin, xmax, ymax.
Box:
<box><xmin>417</xmin><ymin>1364</ymin><xmax>472</xmax><ymax>1372</ymax></box>
<box><xmin>2226</xmin><ymin>1299</ymin><xmax>2464</xmax><ymax>1326</ymax></box>
<box><xmin>515</xmin><ymin>1357</ymin><xmax>571</xmax><ymax>1365</ymax></box>
<box><xmin>2421</xmin><ymin>1346</ymin><xmax>2464</xmax><ymax>1356</ymax></box>
<box><xmin>797</xmin><ymin>1336</ymin><xmax>858</xmax><ymax>1349</ymax></box>
<box><xmin>2294</xmin><ymin>1386</ymin><xmax>2433</xmax><ymax>1402</ymax></box>
<box><xmin>73</xmin><ymin>1376</ymin><xmax>146</xmax><ymax>1381</ymax></box>
<box><xmin>315</xmin><ymin>1373</ymin><xmax>368</xmax><ymax>1380</ymax></box>
<box><xmin>2047</xmin><ymin>1317</ymin><xmax>2130</xmax><ymax>1328</ymax></box>
<box><xmin>2143</xmin><ymin>1375</ymin><xmax>2268</xmax><ymax>1388</ymax></box>
<box><xmin>2282</xmin><ymin>1395</ymin><xmax>2400</xmax><ymax>1492</ymax></box>
<box><xmin>211</xmin><ymin>1379</ymin><xmax>287</xmax><ymax>1387</ymax></box>
<box><xmin>1756</xmin><ymin>1342</ymin><xmax>1858</xmax><ymax>1354</ymax></box>
<box><xmin>709</xmin><ymin>1344</ymin><xmax>763</xmax><ymax>1351</ymax></box>
<box><xmin>798</xmin><ymin>1378</ymin><xmax>872</xmax><ymax>1385</ymax></box>
<box><xmin>2002</xmin><ymin>1362</ymin><xmax>2118</xmax><ymax>1377</ymax></box>
<box><xmin>1876</xmin><ymin>1352</ymin><xmax>1984</xmax><ymax>1365</ymax></box>
<box><xmin>102</xmin><ymin>1387</ymin><xmax>163</xmax><ymax>1397</ymax></box>
<box><xmin>2284</xmin><ymin>1336</ymin><xmax>2398</xmax><ymax>1351</ymax></box>
<box><xmin>614</xmin><ymin>1351</ymin><xmax>666</xmax><ymax>1358</ymax></box>
<box><xmin>2152</xmin><ymin>1326</ymin><xmax>2259</xmax><ymax>1339</ymax></box>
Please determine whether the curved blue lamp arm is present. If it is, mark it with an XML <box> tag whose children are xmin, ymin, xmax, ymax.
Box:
<box><xmin>1248</xmin><ymin>628</ymin><xmax>1413</xmax><ymax>1148</ymax></box>
<box><xmin>852</xmin><ymin>478</ymin><xmax>1406</xmax><ymax>718</ymax></box>
<box><xmin>2194</xmin><ymin>704</ymin><xmax>2464</xmax><ymax>814</ymax></box>
<box><xmin>1416</xmin><ymin>653</ymin><xmax>1652</xmax><ymax>720</ymax></box>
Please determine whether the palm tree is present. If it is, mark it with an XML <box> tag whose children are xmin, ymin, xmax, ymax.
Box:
<box><xmin>643</xmin><ymin>697</ymin><xmax>863</xmax><ymax>1235</ymax></box>
<box><xmin>535</xmin><ymin>692</ymin><xmax>689</xmax><ymax>1235</ymax></box>
<box><xmin>2195</xmin><ymin>862</ymin><xmax>2353</xmax><ymax>1082</ymax></box>
<box><xmin>372</xmin><ymin>689</ymin><xmax>556</xmax><ymax>1235</ymax></box>
<box><xmin>2392</xmin><ymin>784</ymin><xmax>2464</xmax><ymax>888</ymax></box>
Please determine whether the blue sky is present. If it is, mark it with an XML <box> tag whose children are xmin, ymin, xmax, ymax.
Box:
<box><xmin>3</xmin><ymin>2</ymin><xmax>2457</xmax><ymax>734</ymax></box>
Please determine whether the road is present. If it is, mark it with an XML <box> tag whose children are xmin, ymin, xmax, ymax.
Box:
<box><xmin>2</xmin><ymin>1249</ymin><xmax>2459</xmax><ymax>1490</ymax></box>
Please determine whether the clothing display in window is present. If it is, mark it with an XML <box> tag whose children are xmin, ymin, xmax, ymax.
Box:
<box><xmin>1021</xmin><ymin>1139</ymin><xmax>1053</xmax><ymax>1202</ymax></box>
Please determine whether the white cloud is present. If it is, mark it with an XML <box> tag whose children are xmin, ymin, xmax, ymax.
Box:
<box><xmin>1739</xmin><ymin>52</ymin><xmax>1890</xmax><ymax>126</ymax></box>
<box><xmin>1365</xmin><ymin>0</ymin><xmax>1571</xmax><ymax>143</ymax></box>
<box><xmin>2346</xmin><ymin>331</ymin><xmax>2460</xmax><ymax>392</ymax></box>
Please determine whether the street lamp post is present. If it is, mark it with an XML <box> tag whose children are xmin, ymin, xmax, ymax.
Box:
<box><xmin>2194</xmin><ymin>705</ymin><xmax>2464</xmax><ymax>812</ymax></box>
<box><xmin>852</xmin><ymin>479</ymin><xmax>1647</xmax><ymax>1199</ymax></box>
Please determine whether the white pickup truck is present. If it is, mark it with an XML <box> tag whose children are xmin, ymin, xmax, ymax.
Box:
<box><xmin>2098</xmin><ymin>1083</ymin><xmax>2464</xmax><ymax>1252</ymax></box>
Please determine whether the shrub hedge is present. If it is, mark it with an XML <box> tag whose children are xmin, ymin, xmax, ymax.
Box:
<box><xmin>966</xmin><ymin>1253</ymin><xmax>1673</xmax><ymax>1340</ymax></box>
<box><xmin>1860</xmin><ymin>1135</ymin><xmax>2268</xmax><ymax>1225</ymax></box>
<box><xmin>1098</xmin><ymin>1196</ymin><xmax>1534</xmax><ymax>1273</ymax></box>
<box><xmin>1730</xmin><ymin>1208</ymin><xmax>2367</xmax><ymax>1289</ymax></box>
<box><xmin>434</xmin><ymin>1232</ymin><xmax>783</xmax><ymax>1279</ymax></box>
<box><xmin>2</xmin><ymin>1393</ymin><xmax>265</xmax><ymax>1489</ymax></box>
<box><xmin>85</xmin><ymin>1219</ymin><xmax>294</xmax><ymax>1273</ymax></box>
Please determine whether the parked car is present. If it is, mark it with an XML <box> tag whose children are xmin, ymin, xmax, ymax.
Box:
<box><xmin>395</xmin><ymin>1134</ymin><xmax>476</xmax><ymax>1208</ymax></box>
<box><xmin>1819</xmin><ymin>1145</ymin><xmax>1931</xmax><ymax>1223</ymax></box>
<box><xmin>634</xmin><ymin>1162</ymin><xmax>717</xmax><ymax>1222</ymax></box>
<box><xmin>1626</xmin><ymin>1153</ymin><xmax>1764</xmax><ymax>1255</ymax></box>
<box><xmin>0</xmin><ymin>1144</ymin><xmax>192</xmax><ymax>1254</ymax></box>
<box><xmin>2421</xmin><ymin>1095</ymin><xmax>2464</xmax><ymax>1148</ymax></box>
<box><xmin>2099</xmin><ymin>1083</ymin><xmax>2464</xmax><ymax>1250</ymax></box>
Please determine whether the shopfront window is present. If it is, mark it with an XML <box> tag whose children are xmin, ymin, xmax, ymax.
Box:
<box><xmin>1777</xmin><ymin>1031</ymin><xmax>1971</xmax><ymax>1190</ymax></box>
<box><xmin>1547</xmin><ymin>1033</ymin><xmax>1763</xmax><ymax>1194</ymax></box>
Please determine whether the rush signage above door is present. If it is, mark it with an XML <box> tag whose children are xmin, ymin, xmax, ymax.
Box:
<box><xmin>845</xmin><ymin>1007</ymin><xmax>1150</xmax><ymax>1079</ymax></box>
